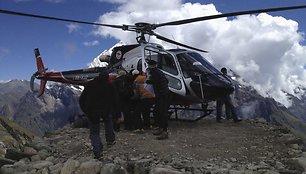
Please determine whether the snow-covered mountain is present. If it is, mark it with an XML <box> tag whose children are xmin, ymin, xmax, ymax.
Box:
<box><xmin>229</xmin><ymin>71</ymin><xmax>306</xmax><ymax>141</ymax></box>
<box><xmin>0</xmin><ymin>80</ymin><xmax>82</xmax><ymax>136</ymax></box>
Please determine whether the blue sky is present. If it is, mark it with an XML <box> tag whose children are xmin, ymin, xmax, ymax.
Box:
<box><xmin>0</xmin><ymin>0</ymin><xmax>118</xmax><ymax>81</ymax></box>
<box><xmin>0</xmin><ymin>0</ymin><xmax>306</xmax><ymax>83</ymax></box>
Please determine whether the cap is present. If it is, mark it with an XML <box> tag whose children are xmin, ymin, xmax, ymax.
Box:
<box><xmin>117</xmin><ymin>70</ymin><xmax>127</xmax><ymax>77</ymax></box>
<box><xmin>132</xmin><ymin>69</ymin><xmax>140</xmax><ymax>75</ymax></box>
<box><xmin>146</xmin><ymin>59</ymin><xmax>157</xmax><ymax>65</ymax></box>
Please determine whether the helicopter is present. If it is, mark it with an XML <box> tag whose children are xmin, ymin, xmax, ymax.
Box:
<box><xmin>1</xmin><ymin>5</ymin><xmax>306</xmax><ymax>120</ymax></box>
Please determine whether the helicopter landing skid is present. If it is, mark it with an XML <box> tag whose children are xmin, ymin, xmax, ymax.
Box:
<box><xmin>168</xmin><ymin>104</ymin><xmax>214</xmax><ymax>122</ymax></box>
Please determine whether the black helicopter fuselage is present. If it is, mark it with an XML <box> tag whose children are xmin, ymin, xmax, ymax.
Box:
<box><xmin>166</xmin><ymin>49</ymin><xmax>234</xmax><ymax>105</ymax></box>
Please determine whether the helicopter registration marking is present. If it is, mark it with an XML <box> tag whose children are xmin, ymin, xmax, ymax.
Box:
<box><xmin>73</xmin><ymin>75</ymin><xmax>89</xmax><ymax>80</ymax></box>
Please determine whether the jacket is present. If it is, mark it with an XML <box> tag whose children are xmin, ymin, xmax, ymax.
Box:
<box><xmin>146</xmin><ymin>67</ymin><xmax>170</xmax><ymax>97</ymax></box>
<box><xmin>133</xmin><ymin>75</ymin><xmax>155</xmax><ymax>99</ymax></box>
<box><xmin>79</xmin><ymin>75</ymin><xmax>118</xmax><ymax>116</ymax></box>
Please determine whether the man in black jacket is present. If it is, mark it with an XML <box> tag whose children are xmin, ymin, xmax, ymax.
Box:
<box><xmin>146</xmin><ymin>59</ymin><xmax>171</xmax><ymax>140</ymax></box>
<box><xmin>216</xmin><ymin>67</ymin><xmax>242</xmax><ymax>123</ymax></box>
<box><xmin>79</xmin><ymin>69</ymin><xmax>117</xmax><ymax>159</ymax></box>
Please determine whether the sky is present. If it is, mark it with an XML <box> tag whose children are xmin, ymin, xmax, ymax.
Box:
<box><xmin>1</xmin><ymin>0</ymin><xmax>306</xmax><ymax>107</ymax></box>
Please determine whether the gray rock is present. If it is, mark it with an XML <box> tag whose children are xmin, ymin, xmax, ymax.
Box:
<box><xmin>100</xmin><ymin>163</ymin><xmax>116</xmax><ymax>174</ymax></box>
<box><xmin>60</xmin><ymin>159</ymin><xmax>80</xmax><ymax>174</ymax></box>
<box><xmin>49</xmin><ymin>163</ymin><xmax>63</xmax><ymax>174</ymax></box>
<box><xmin>134</xmin><ymin>158</ymin><xmax>153</xmax><ymax>174</ymax></box>
<box><xmin>100</xmin><ymin>163</ymin><xmax>129</xmax><ymax>174</ymax></box>
<box><xmin>31</xmin><ymin>154</ymin><xmax>41</xmax><ymax>162</ymax></box>
<box><xmin>150</xmin><ymin>167</ymin><xmax>183</xmax><ymax>174</ymax></box>
<box><xmin>75</xmin><ymin>159</ymin><xmax>102</xmax><ymax>174</ymax></box>
<box><xmin>23</xmin><ymin>146</ymin><xmax>38</xmax><ymax>155</ymax></box>
<box><xmin>32</xmin><ymin>160</ymin><xmax>53</xmax><ymax>170</ymax></box>
<box><xmin>38</xmin><ymin>149</ymin><xmax>50</xmax><ymax>160</ymax></box>
<box><xmin>0</xmin><ymin>163</ymin><xmax>30</xmax><ymax>174</ymax></box>
<box><xmin>0</xmin><ymin>157</ymin><xmax>15</xmax><ymax>168</ymax></box>
<box><xmin>295</xmin><ymin>157</ymin><xmax>306</xmax><ymax>171</ymax></box>
<box><xmin>5</xmin><ymin>148</ymin><xmax>34</xmax><ymax>161</ymax></box>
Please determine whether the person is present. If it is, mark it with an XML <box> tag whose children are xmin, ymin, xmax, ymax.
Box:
<box><xmin>132</xmin><ymin>69</ymin><xmax>155</xmax><ymax>132</ymax></box>
<box><xmin>216</xmin><ymin>67</ymin><xmax>241</xmax><ymax>123</ymax></box>
<box><xmin>113</xmin><ymin>69</ymin><xmax>135</xmax><ymax>130</ymax></box>
<box><xmin>79</xmin><ymin>69</ymin><xmax>117</xmax><ymax>159</ymax></box>
<box><xmin>146</xmin><ymin>59</ymin><xmax>171</xmax><ymax>140</ymax></box>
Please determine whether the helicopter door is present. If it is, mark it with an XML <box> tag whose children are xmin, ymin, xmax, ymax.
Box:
<box><xmin>144</xmin><ymin>48</ymin><xmax>186</xmax><ymax>96</ymax></box>
<box><xmin>157</xmin><ymin>53</ymin><xmax>186</xmax><ymax>96</ymax></box>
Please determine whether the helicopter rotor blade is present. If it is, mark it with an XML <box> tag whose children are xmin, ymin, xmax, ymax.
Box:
<box><xmin>152</xmin><ymin>32</ymin><xmax>208</xmax><ymax>53</ymax></box>
<box><xmin>154</xmin><ymin>5</ymin><xmax>306</xmax><ymax>28</ymax></box>
<box><xmin>0</xmin><ymin>9</ymin><xmax>125</xmax><ymax>29</ymax></box>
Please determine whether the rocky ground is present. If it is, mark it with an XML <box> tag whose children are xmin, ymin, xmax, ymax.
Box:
<box><xmin>1</xmin><ymin>118</ymin><xmax>306</xmax><ymax>174</ymax></box>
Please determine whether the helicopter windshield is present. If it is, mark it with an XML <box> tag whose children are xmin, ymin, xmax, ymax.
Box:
<box><xmin>176</xmin><ymin>52</ymin><xmax>220</xmax><ymax>78</ymax></box>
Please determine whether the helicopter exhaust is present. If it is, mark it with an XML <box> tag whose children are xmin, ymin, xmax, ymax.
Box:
<box><xmin>30</xmin><ymin>48</ymin><xmax>47</xmax><ymax>97</ymax></box>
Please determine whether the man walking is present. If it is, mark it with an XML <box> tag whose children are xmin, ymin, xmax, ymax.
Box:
<box><xmin>79</xmin><ymin>69</ymin><xmax>117</xmax><ymax>159</ymax></box>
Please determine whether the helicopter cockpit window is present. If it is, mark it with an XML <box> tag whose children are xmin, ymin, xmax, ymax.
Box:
<box><xmin>157</xmin><ymin>54</ymin><xmax>178</xmax><ymax>75</ymax></box>
<box><xmin>177</xmin><ymin>52</ymin><xmax>220</xmax><ymax>78</ymax></box>
<box><xmin>144</xmin><ymin>50</ymin><xmax>159</xmax><ymax>63</ymax></box>
<box><xmin>187</xmin><ymin>52</ymin><xmax>220</xmax><ymax>74</ymax></box>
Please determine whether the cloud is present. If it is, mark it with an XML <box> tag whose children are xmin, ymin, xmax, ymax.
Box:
<box><xmin>83</xmin><ymin>40</ymin><xmax>100</xmax><ymax>47</ymax></box>
<box><xmin>93</xmin><ymin>0</ymin><xmax>306</xmax><ymax>107</ymax></box>
<box><xmin>66</xmin><ymin>24</ymin><xmax>80</xmax><ymax>33</ymax></box>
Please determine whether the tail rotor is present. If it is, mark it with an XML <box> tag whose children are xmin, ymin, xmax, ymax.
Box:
<box><xmin>30</xmin><ymin>48</ymin><xmax>47</xmax><ymax>97</ymax></box>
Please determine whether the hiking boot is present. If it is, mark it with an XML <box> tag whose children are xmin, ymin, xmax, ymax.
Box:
<box><xmin>106</xmin><ymin>141</ymin><xmax>116</xmax><ymax>147</ymax></box>
<box><xmin>156</xmin><ymin>131</ymin><xmax>169</xmax><ymax>140</ymax></box>
<box><xmin>153</xmin><ymin>128</ymin><xmax>163</xmax><ymax>136</ymax></box>
<box><xmin>234</xmin><ymin>119</ymin><xmax>242</xmax><ymax>123</ymax></box>
<box><xmin>93</xmin><ymin>152</ymin><xmax>103</xmax><ymax>160</ymax></box>
<box><xmin>132</xmin><ymin>128</ymin><xmax>144</xmax><ymax>133</ymax></box>
<box><xmin>226</xmin><ymin>116</ymin><xmax>232</xmax><ymax>120</ymax></box>
<box><xmin>143</xmin><ymin>126</ymin><xmax>152</xmax><ymax>130</ymax></box>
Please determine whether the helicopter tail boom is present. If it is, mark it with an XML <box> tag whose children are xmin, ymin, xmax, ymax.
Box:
<box><xmin>35</xmin><ymin>48</ymin><xmax>46</xmax><ymax>73</ymax></box>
